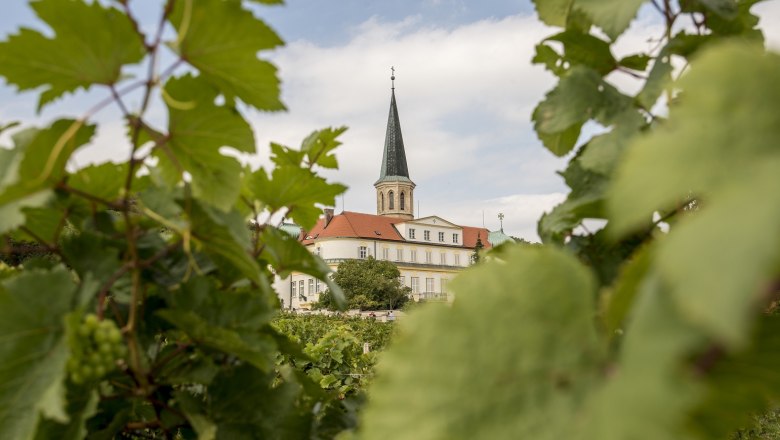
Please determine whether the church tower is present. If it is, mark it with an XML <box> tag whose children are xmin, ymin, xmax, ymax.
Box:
<box><xmin>375</xmin><ymin>68</ymin><xmax>415</xmax><ymax>220</ymax></box>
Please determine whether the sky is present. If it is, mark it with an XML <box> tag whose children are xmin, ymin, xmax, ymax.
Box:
<box><xmin>1</xmin><ymin>0</ymin><xmax>779</xmax><ymax>240</ymax></box>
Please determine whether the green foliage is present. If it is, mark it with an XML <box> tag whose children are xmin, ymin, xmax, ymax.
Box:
<box><xmin>316</xmin><ymin>257</ymin><xmax>410</xmax><ymax>311</ymax></box>
<box><xmin>357</xmin><ymin>1</ymin><xmax>780</xmax><ymax>439</ymax></box>
<box><xmin>274</xmin><ymin>313</ymin><xmax>395</xmax><ymax>353</ymax></box>
<box><xmin>0</xmin><ymin>1</ymin><xmax>350</xmax><ymax>438</ymax></box>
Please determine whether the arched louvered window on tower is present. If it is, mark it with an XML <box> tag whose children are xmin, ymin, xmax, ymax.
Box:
<box><xmin>389</xmin><ymin>191</ymin><xmax>395</xmax><ymax>210</ymax></box>
<box><xmin>400</xmin><ymin>192</ymin><xmax>405</xmax><ymax>210</ymax></box>
<box><xmin>381</xmin><ymin>192</ymin><xmax>384</xmax><ymax>211</ymax></box>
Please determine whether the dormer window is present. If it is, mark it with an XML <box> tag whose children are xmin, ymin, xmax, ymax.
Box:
<box><xmin>408</xmin><ymin>228</ymin><xmax>416</xmax><ymax>239</ymax></box>
<box><xmin>424</xmin><ymin>230</ymin><xmax>430</xmax><ymax>241</ymax></box>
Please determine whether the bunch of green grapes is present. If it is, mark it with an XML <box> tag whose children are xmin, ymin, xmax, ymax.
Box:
<box><xmin>67</xmin><ymin>314</ymin><xmax>126</xmax><ymax>384</ymax></box>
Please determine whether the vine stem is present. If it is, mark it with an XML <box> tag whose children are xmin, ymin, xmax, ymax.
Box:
<box><xmin>121</xmin><ymin>0</ymin><xmax>176</xmax><ymax>393</ymax></box>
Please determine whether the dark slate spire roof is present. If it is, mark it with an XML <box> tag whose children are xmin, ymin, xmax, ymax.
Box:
<box><xmin>376</xmin><ymin>88</ymin><xmax>412</xmax><ymax>184</ymax></box>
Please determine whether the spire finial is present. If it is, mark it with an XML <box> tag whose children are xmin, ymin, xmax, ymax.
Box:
<box><xmin>498</xmin><ymin>212</ymin><xmax>505</xmax><ymax>232</ymax></box>
<box><xmin>390</xmin><ymin>66</ymin><xmax>395</xmax><ymax>90</ymax></box>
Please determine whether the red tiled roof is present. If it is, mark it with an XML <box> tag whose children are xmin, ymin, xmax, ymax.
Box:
<box><xmin>300</xmin><ymin>211</ymin><xmax>491</xmax><ymax>249</ymax></box>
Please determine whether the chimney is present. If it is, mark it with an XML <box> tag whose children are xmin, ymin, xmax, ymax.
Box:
<box><xmin>324</xmin><ymin>208</ymin><xmax>334</xmax><ymax>228</ymax></box>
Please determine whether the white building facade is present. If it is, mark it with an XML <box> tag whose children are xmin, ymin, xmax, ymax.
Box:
<box><xmin>275</xmin><ymin>77</ymin><xmax>492</xmax><ymax>310</ymax></box>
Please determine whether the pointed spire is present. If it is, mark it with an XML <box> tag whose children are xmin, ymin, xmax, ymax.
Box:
<box><xmin>377</xmin><ymin>68</ymin><xmax>410</xmax><ymax>183</ymax></box>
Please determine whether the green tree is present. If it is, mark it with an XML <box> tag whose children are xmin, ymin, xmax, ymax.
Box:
<box><xmin>317</xmin><ymin>257</ymin><xmax>410</xmax><ymax>310</ymax></box>
<box><xmin>470</xmin><ymin>233</ymin><xmax>485</xmax><ymax>264</ymax></box>
<box><xmin>357</xmin><ymin>1</ymin><xmax>780</xmax><ymax>439</ymax></box>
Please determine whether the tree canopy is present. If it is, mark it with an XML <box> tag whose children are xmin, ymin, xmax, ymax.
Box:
<box><xmin>317</xmin><ymin>257</ymin><xmax>411</xmax><ymax>310</ymax></box>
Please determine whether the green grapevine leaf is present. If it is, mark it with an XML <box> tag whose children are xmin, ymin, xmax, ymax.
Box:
<box><xmin>531</xmin><ymin>0</ymin><xmax>574</xmax><ymax>27</ymax></box>
<box><xmin>244</xmin><ymin>166</ymin><xmax>347</xmax><ymax>230</ymax></box>
<box><xmin>168</xmin><ymin>0</ymin><xmax>285</xmax><ymax>111</ymax></box>
<box><xmin>575</xmin><ymin>0</ymin><xmax>646</xmax><ymax>41</ymax></box>
<box><xmin>618</xmin><ymin>54</ymin><xmax>650</xmax><ymax>71</ymax></box>
<box><xmin>533</xmin><ymin>66</ymin><xmax>631</xmax><ymax>156</ymax></box>
<box><xmin>532</xmin><ymin>43</ymin><xmax>565</xmax><ymax>76</ymax></box>
<box><xmin>546</xmin><ymin>30</ymin><xmax>616</xmax><ymax>74</ymax></box>
<box><xmin>0</xmin><ymin>267</ymin><xmax>77</xmax><ymax>440</ymax></box>
<box><xmin>610</xmin><ymin>42</ymin><xmax>780</xmax><ymax>346</ymax></box>
<box><xmin>580</xmin><ymin>276</ymin><xmax>705</xmax><ymax>439</ymax></box>
<box><xmin>300</xmin><ymin>126</ymin><xmax>348</xmax><ymax>170</ymax></box>
<box><xmin>360</xmin><ymin>246</ymin><xmax>600</xmax><ymax>439</ymax></box>
<box><xmin>690</xmin><ymin>315</ymin><xmax>780</xmax><ymax>437</ymax></box>
<box><xmin>600</xmin><ymin>244</ymin><xmax>653</xmax><ymax>336</ymax></box>
<box><xmin>160</xmin><ymin>74</ymin><xmax>255</xmax><ymax>211</ymax></box>
<box><xmin>68</xmin><ymin>163</ymin><xmax>129</xmax><ymax>204</ymax></box>
<box><xmin>0</xmin><ymin>120</ymin><xmax>94</xmax><ymax>234</ymax></box>
<box><xmin>538</xmin><ymin>159</ymin><xmax>608</xmax><ymax>243</ymax></box>
<box><xmin>0</xmin><ymin>0</ymin><xmax>144</xmax><ymax>111</ymax></box>
<box><xmin>189</xmin><ymin>201</ymin><xmax>263</xmax><ymax>287</ymax></box>
<box><xmin>610</xmin><ymin>42</ymin><xmax>780</xmax><ymax>234</ymax></box>
<box><xmin>578</xmin><ymin>110</ymin><xmax>645</xmax><ymax>175</ymax></box>
<box><xmin>206</xmin><ymin>365</ymin><xmax>312</xmax><ymax>438</ymax></box>
<box><xmin>33</xmin><ymin>384</ymin><xmax>98</xmax><ymax>440</ymax></box>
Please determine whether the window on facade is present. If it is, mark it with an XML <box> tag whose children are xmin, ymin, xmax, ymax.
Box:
<box><xmin>440</xmin><ymin>252</ymin><xmax>447</xmax><ymax>265</ymax></box>
<box><xmin>441</xmin><ymin>278</ymin><xmax>449</xmax><ymax>293</ymax></box>
<box><xmin>400</xmin><ymin>192</ymin><xmax>405</xmax><ymax>210</ymax></box>
<box><xmin>382</xmin><ymin>248</ymin><xmax>389</xmax><ymax>260</ymax></box>
<box><xmin>438</xmin><ymin>232</ymin><xmax>445</xmax><ymax>242</ymax></box>
<box><xmin>298</xmin><ymin>280</ymin><xmax>305</xmax><ymax>300</ymax></box>
<box><xmin>308</xmin><ymin>279</ymin><xmax>314</xmax><ymax>294</ymax></box>
<box><xmin>358</xmin><ymin>246</ymin><xmax>368</xmax><ymax>259</ymax></box>
<box><xmin>454</xmin><ymin>253</ymin><xmax>461</xmax><ymax>266</ymax></box>
<box><xmin>424</xmin><ymin>230</ymin><xmax>430</xmax><ymax>241</ymax></box>
<box><xmin>381</xmin><ymin>192</ymin><xmax>384</xmax><ymax>211</ymax></box>
<box><xmin>399</xmin><ymin>276</ymin><xmax>405</xmax><ymax>286</ymax></box>
<box><xmin>425</xmin><ymin>251</ymin><xmax>432</xmax><ymax>263</ymax></box>
<box><xmin>408</xmin><ymin>228</ymin><xmax>415</xmax><ymax>239</ymax></box>
<box><xmin>411</xmin><ymin>277</ymin><xmax>420</xmax><ymax>293</ymax></box>
<box><xmin>452</xmin><ymin>233</ymin><xmax>459</xmax><ymax>244</ymax></box>
<box><xmin>426</xmin><ymin>278</ymin><xmax>434</xmax><ymax>293</ymax></box>
<box><xmin>388</xmin><ymin>191</ymin><xmax>394</xmax><ymax>209</ymax></box>
<box><xmin>396</xmin><ymin>248</ymin><xmax>403</xmax><ymax>261</ymax></box>
<box><xmin>316</xmin><ymin>279</ymin><xmax>321</xmax><ymax>292</ymax></box>
<box><xmin>410</xmin><ymin>250</ymin><xmax>417</xmax><ymax>262</ymax></box>
<box><xmin>292</xmin><ymin>280</ymin><xmax>296</xmax><ymax>297</ymax></box>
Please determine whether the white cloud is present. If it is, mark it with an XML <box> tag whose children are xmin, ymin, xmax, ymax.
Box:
<box><xmin>247</xmin><ymin>13</ymin><xmax>567</xmax><ymax>238</ymax></box>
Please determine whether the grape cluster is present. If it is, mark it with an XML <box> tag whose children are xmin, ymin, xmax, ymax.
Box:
<box><xmin>67</xmin><ymin>314</ymin><xmax>126</xmax><ymax>384</ymax></box>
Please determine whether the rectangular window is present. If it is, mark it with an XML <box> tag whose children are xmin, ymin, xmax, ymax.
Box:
<box><xmin>440</xmin><ymin>252</ymin><xmax>447</xmax><ymax>265</ymax></box>
<box><xmin>426</xmin><ymin>278</ymin><xmax>435</xmax><ymax>293</ymax></box>
<box><xmin>399</xmin><ymin>276</ymin><xmax>406</xmax><ymax>286</ymax></box>
<box><xmin>396</xmin><ymin>248</ymin><xmax>403</xmax><ymax>261</ymax></box>
<box><xmin>438</xmin><ymin>232</ymin><xmax>445</xmax><ymax>242</ymax></box>
<box><xmin>308</xmin><ymin>279</ymin><xmax>314</xmax><ymax>294</ymax></box>
<box><xmin>315</xmin><ymin>247</ymin><xmax>321</xmax><ymax>256</ymax></box>
<box><xmin>408</xmin><ymin>228</ymin><xmax>416</xmax><ymax>239</ymax></box>
<box><xmin>424</xmin><ymin>230</ymin><xmax>430</xmax><ymax>241</ymax></box>
<box><xmin>425</xmin><ymin>251</ymin><xmax>432</xmax><ymax>263</ymax></box>
<box><xmin>411</xmin><ymin>277</ymin><xmax>420</xmax><ymax>293</ymax></box>
<box><xmin>358</xmin><ymin>246</ymin><xmax>368</xmax><ymax>259</ymax></box>
<box><xmin>452</xmin><ymin>233</ymin><xmax>459</xmax><ymax>244</ymax></box>
<box><xmin>292</xmin><ymin>280</ymin><xmax>297</xmax><ymax>297</ymax></box>
<box><xmin>441</xmin><ymin>278</ymin><xmax>449</xmax><ymax>293</ymax></box>
<box><xmin>454</xmin><ymin>254</ymin><xmax>461</xmax><ymax>266</ymax></box>
<box><xmin>382</xmin><ymin>248</ymin><xmax>389</xmax><ymax>260</ymax></box>
<box><xmin>316</xmin><ymin>279</ymin><xmax>321</xmax><ymax>292</ymax></box>
<box><xmin>299</xmin><ymin>280</ymin><xmax>305</xmax><ymax>300</ymax></box>
<box><xmin>410</xmin><ymin>250</ymin><xmax>417</xmax><ymax>262</ymax></box>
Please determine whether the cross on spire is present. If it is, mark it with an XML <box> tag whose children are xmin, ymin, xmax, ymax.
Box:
<box><xmin>391</xmin><ymin>66</ymin><xmax>395</xmax><ymax>90</ymax></box>
<box><xmin>498</xmin><ymin>213</ymin><xmax>505</xmax><ymax>232</ymax></box>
